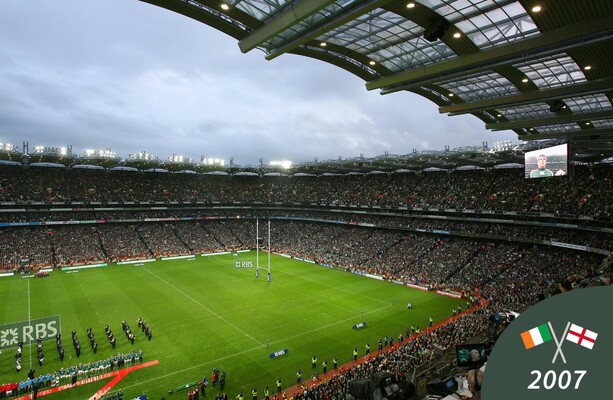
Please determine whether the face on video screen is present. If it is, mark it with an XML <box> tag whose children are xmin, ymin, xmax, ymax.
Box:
<box><xmin>525</xmin><ymin>144</ymin><xmax>568</xmax><ymax>179</ymax></box>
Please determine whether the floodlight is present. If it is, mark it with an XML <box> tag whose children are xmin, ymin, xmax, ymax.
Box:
<box><xmin>270</xmin><ymin>160</ymin><xmax>292</xmax><ymax>169</ymax></box>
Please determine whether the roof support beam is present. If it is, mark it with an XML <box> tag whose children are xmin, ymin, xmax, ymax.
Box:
<box><xmin>518</xmin><ymin>127</ymin><xmax>613</xmax><ymax>141</ymax></box>
<box><xmin>366</xmin><ymin>16</ymin><xmax>613</xmax><ymax>93</ymax></box>
<box><xmin>439</xmin><ymin>78</ymin><xmax>613</xmax><ymax>116</ymax></box>
<box><xmin>265</xmin><ymin>0</ymin><xmax>394</xmax><ymax>61</ymax></box>
<box><xmin>486</xmin><ymin>110</ymin><xmax>613</xmax><ymax>131</ymax></box>
<box><xmin>238</xmin><ymin>0</ymin><xmax>336</xmax><ymax>53</ymax></box>
<box><xmin>572</xmin><ymin>142</ymin><xmax>613</xmax><ymax>153</ymax></box>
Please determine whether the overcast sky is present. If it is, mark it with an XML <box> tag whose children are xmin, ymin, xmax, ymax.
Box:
<box><xmin>0</xmin><ymin>0</ymin><xmax>516</xmax><ymax>166</ymax></box>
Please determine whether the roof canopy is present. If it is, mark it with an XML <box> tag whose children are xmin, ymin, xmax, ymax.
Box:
<box><xmin>140</xmin><ymin>0</ymin><xmax>613</xmax><ymax>160</ymax></box>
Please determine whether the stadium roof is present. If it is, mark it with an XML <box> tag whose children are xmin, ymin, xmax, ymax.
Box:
<box><xmin>2</xmin><ymin>138</ymin><xmax>604</xmax><ymax>175</ymax></box>
<box><xmin>139</xmin><ymin>0</ymin><xmax>613</xmax><ymax>160</ymax></box>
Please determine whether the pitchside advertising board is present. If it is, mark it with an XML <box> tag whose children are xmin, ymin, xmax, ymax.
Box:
<box><xmin>269</xmin><ymin>348</ymin><xmax>289</xmax><ymax>359</ymax></box>
<box><xmin>484</xmin><ymin>286</ymin><xmax>612</xmax><ymax>398</ymax></box>
<box><xmin>0</xmin><ymin>316</ymin><xmax>61</xmax><ymax>349</ymax></box>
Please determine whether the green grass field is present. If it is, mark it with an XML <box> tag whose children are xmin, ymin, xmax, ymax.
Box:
<box><xmin>0</xmin><ymin>252</ymin><xmax>466</xmax><ymax>399</ymax></box>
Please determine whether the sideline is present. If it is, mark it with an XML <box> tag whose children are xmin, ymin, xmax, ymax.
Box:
<box><xmin>281</xmin><ymin>300</ymin><xmax>486</xmax><ymax>395</ymax></box>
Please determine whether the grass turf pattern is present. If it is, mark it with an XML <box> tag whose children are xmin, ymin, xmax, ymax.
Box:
<box><xmin>0</xmin><ymin>252</ymin><xmax>466</xmax><ymax>399</ymax></box>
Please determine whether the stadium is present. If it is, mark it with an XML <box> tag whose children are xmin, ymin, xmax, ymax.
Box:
<box><xmin>1</xmin><ymin>1</ymin><xmax>613</xmax><ymax>400</ymax></box>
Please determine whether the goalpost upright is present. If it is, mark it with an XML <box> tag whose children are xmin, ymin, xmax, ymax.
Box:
<box><xmin>256</xmin><ymin>218</ymin><xmax>271</xmax><ymax>277</ymax></box>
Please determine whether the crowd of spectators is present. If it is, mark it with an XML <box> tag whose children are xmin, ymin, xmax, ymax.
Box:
<box><xmin>0</xmin><ymin>164</ymin><xmax>611</xmax><ymax>216</ymax></box>
<box><xmin>1</xmin><ymin>209</ymin><xmax>611</xmax><ymax>252</ymax></box>
<box><xmin>0</xmin><ymin>227</ymin><xmax>54</xmax><ymax>268</ymax></box>
<box><xmin>97</xmin><ymin>224</ymin><xmax>149</xmax><ymax>262</ymax></box>
<box><xmin>291</xmin><ymin>252</ymin><xmax>611</xmax><ymax>400</ymax></box>
<box><xmin>0</xmin><ymin>224</ymin><xmax>607</xmax><ymax>399</ymax></box>
<box><xmin>173</xmin><ymin>222</ymin><xmax>220</xmax><ymax>254</ymax></box>
<box><xmin>0</xmin><ymin>164</ymin><xmax>610</xmax><ymax>399</ymax></box>
<box><xmin>137</xmin><ymin>223</ymin><xmax>190</xmax><ymax>258</ymax></box>
<box><xmin>52</xmin><ymin>225</ymin><xmax>106</xmax><ymax>266</ymax></box>
<box><xmin>285</xmin><ymin>310</ymin><xmax>490</xmax><ymax>400</ymax></box>
<box><xmin>0</xmin><ymin>219</ymin><xmax>606</xmax><ymax>307</ymax></box>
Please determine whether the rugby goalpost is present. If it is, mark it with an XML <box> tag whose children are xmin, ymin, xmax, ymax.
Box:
<box><xmin>255</xmin><ymin>218</ymin><xmax>271</xmax><ymax>276</ymax></box>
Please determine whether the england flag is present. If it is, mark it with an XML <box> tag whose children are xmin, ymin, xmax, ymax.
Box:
<box><xmin>565</xmin><ymin>323</ymin><xmax>598</xmax><ymax>350</ymax></box>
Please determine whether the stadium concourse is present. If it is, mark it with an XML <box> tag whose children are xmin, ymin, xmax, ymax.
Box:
<box><xmin>0</xmin><ymin>164</ymin><xmax>611</xmax><ymax>399</ymax></box>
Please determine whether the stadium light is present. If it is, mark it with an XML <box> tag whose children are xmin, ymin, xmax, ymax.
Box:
<box><xmin>31</xmin><ymin>145</ymin><xmax>73</xmax><ymax>157</ymax></box>
<box><xmin>83</xmin><ymin>149</ymin><xmax>119</xmax><ymax>159</ymax></box>
<box><xmin>168</xmin><ymin>154</ymin><xmax>191</xmax><ymax>163</ymax></box>
<box><xmin>0</xmin><ymin>143</ymin><xmax>17</xmax><ymax>152</ymax></box>
<box><xmin>128</xmin><ymin>151</ymin><xmax>158</xmax><ymax>161</ymax></box>
<box><xmin>270</xmin><ymin>160</ymin><xmax>292</xmax><ymax>169</ymax></box>
<box><xmin>491</xmin><ymin>140</ymin><xmax>513</xmax><ymax>153</ymax></box>
<box><xmin>201</xmin><ymin>157</ymin><xmax>225</xmax><ymax>167</ymax></box>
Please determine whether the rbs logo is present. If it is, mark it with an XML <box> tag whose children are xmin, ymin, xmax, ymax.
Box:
<box><xmin>234</xmin><ymin>260</ymin><xmax>254</xmax><ymax>268</ymax></box>
<box><xmin>0</xmin><ymin>316</ymin><xmax>61</xmax><ymax>349</ymax></box>
<box><xmin>269</xmin><ymin>348</ymin><xmax>289</xmax><ymax>358</ymax></box>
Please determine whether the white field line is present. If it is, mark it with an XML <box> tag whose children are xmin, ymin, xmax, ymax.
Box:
<box><xmin>120</xmin><ymin>302</ymin><xmax>390</xmax><ymax>391</ymax></box>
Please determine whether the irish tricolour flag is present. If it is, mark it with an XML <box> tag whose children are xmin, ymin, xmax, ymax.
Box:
<box><xmin>521</xmin><ymin>324</ymin><xmax>553</xmax><ymax>349</ymax></box>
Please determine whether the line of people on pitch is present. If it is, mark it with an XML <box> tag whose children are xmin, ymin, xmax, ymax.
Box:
<box><xmin>7</xmin><ymin>368</ymin><xmax>53</xmax><ymax>397</ymax></box>
<box><xmin>210</xmin><ymin>368</ymin><xmax>227</xmax><ymax>391</ymax></box>
<box><xmin>14</xmin><ymin>340</ymin><xmax>23</xmax><ymax>372</ymax></box>
<box><xmin>137</xmin><ymin>317</ymin><xmax>153</xmax><ymax>341</ymax></box>
<box><xmin>55</xmin><ymin>350</ymin><xmax>144</xmax><ymax>381</ymax></box>
<box><xmin>307</xmin><ymin>355</ymin><xmax>341</xmax><ymax>377</ymax></box>
<box><xmin>0</xmin><ymin>351</ymin><xmax>144</xmax><ymax>398</ymax></box>
<box><xmin>99</xmin><ymin>389</ymin><xmax>124</xmax><ymax>400</ymax></box>
<box><xmin>183</xmin><ymin>369</ymin><xmax>227</xmax><ymax>400</ymax></box>
<box><xmin>12</xmin><ymin>338</ymin><xmax>46</xmax><ymax>372</ymax></box>
<box><xmin>234</xmin><ymin>378</ymin><xmax>285</xmax><ymax>400</ymax></box>
<box><xmin>121</xmin><ymin>320</ymin><xmax>137</xmax><ymax>344</ymax></box>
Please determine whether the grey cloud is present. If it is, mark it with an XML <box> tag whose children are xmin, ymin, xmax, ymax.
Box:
<box><xmin>0</xmin><ymin>0</ymin><xmax>516</xmax><ymax>166</ymax></box>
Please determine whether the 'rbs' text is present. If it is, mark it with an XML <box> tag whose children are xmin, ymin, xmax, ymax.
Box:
<box><xmin>234</xmin><ymin>260</ymin><xmax>254</xmax><ymax>268</ymax></box>
<box><xmin>0</xmin><ymin>316</ymin><xmax>61</xmax><ymax>349</ymax></box>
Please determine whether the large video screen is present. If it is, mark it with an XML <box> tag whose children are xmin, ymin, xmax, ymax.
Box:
<box><xmin>524</xmin><ymin>143</ymin><xmax>568</xmax><ymax>179</ymax></box>
<box><xmin>456</xmin><ymin>343</ymin><xmax>487</xmax><ymax>368</ymax></box>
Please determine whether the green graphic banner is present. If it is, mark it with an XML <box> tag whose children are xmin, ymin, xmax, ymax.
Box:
<box><xmin>484</xmin><ymin>286</ymin><xmax>612</xmax><ymax>398</ymax></box>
